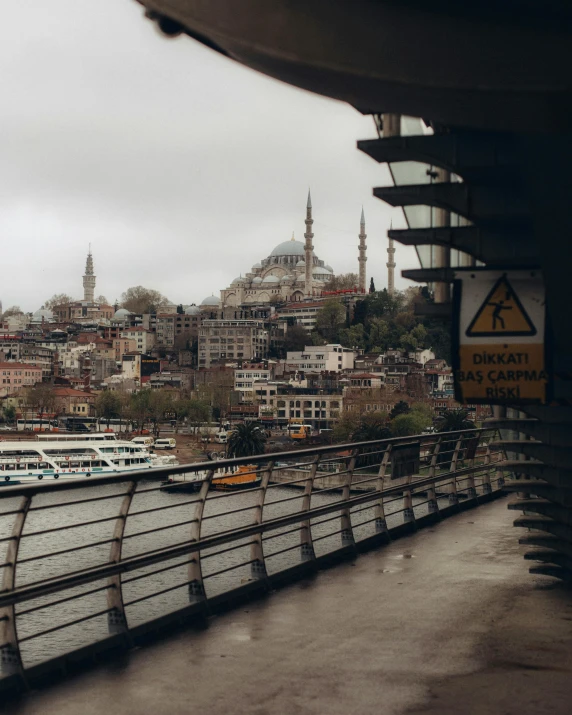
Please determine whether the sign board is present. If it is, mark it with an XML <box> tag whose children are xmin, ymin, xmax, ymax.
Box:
<box><xmin>391</xmin><ymin>442</ymin><xmax>421</xmax><ymax>479</ymax></box>
<box><xmin>452</xmin><ymin>269</ymin><xmax>549</xmax><ymax>404</ymax></box>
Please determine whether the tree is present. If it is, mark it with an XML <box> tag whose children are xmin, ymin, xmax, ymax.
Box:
<box><xmin>95</xmin><ymin>390</ymin><xmax>122</xmax><ymax>429</ymax></box>
<box><xmin>2</xmin><ymin>306</ymin><xmax>23</xmax><ymax>318</ymax></box>
<box><xmin>352</xmin><ymin>412</ymin><xmax>391</xmax><ymax>442</ymax></box>
<box><xmin>315</xmin><ymin>299</ymin><xmax>346</xmax><ymax>342</ymax></box>
<box><xmin>96</xmin><ymin>295</ymin><xmax>109</xmax><ymax>305</ymax></box>
<box><xmin>368</xmin><ymin>318</ymin><xmax>390</xmax><ymax>351</ymax></box>
<box><xmin>324</xmin><ymin>273</ymin><xmax>359</xmax><ymax>291</ymax></box>
<box><xmin>45</xmin><ymin>294</ymin><xmax>73</xmax><ymax>310</ymax></box>
<box><xmin>26</xmin><ymin>384</ymin><xmax>56</xmax><ymax>420</ymax></box>
<box><xmin>436</xmin><ymin>409</ymin><xmax>475</xmax><ymax>433</ymax></box>
<box><xmin>390</xmin><ymin>412</ymin><xmax>431</xmax><ymax>437</ymax></box>
<box><xmin>148</xmin><ymin>390</ymin><xmax>174</xmax><ymax>437</ymax></box>
<box><xmin>332</xmin><ymin>412</ymin><xmax>361</xmax><ymax>443</ymax></box>
<box><xmin>128</xmin><ymin>390</ymin><xmax>152</xmax><ymax>432</ymax></box>
<box><xmin>283</xmin><ymin>324</ymin><xmax>308</xmax><ymax>352</ymax></box>
<box><xmin>390</xmin><ymin>401</ymin><xmax>411</xmax><ymax>420</ymax></box>
<box><xmin>184</xmin><ymin>399</ymin><xmax>211</xmax><ymax>434</ymax></box>
<box><xmin>121</xmin><ymin>287</ymin><xmax>170</xmax><ymax>314</ymax></box>
<box><xmin>3</xmin><ymin>405</ymin><xmax>16</xmax><ymax>424</ymax></box>
<box><xmin>338</xmin><ymin>323</ymin><xmax>366</xmax><ymax>350</ymax></box>
<box><xmin>226</xmin><ymin>423</ymin><xmax>266</xmax><ymax>458</ymax></box>
<box><xmin>369</xmin><ymin>277</ymin><xmax>376</xmax><ymax>293</ymax></box>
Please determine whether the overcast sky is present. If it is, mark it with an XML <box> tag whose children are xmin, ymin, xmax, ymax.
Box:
<box><xmin>1</xmin><ymin>1</ymin><xmax>418</xmax><ymax>313</ymax></box>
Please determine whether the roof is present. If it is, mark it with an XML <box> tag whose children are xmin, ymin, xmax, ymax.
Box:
<box><xmin>269</xmin><ymin>239</ymin><xmax>307</xmax><ymax>257</ymax></box>
<box><xmin>0</xmin><ymin>362</ymin><xmax>41</xmax><ymax>370</ymax></box>
<box><xmin>52</xmin><ymin>387</ymin><xmax>94</xmax><ymax>397</ymax></box>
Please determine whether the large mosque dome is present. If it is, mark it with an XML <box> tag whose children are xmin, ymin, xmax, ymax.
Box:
<box><xmin>269</xmin><ymin>239</ymin><xmax>307</xmax><ymax>258</ymax></box>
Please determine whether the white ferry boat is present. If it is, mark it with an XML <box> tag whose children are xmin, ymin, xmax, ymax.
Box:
<box><xmin>0</xmin><ymin>436</ymin><xmax>155</xmax><ymax>482</ymax></box>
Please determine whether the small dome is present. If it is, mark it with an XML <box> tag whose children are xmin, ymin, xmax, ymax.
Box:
<box><xmin>231</xmin><ymin>276</ymin><xmax>243</xmax><ymax>284</ymax></box>
<box><xmin>325</xmin><ymin>265</ymin><xmax>333</xmax><ymax>272</ymax></box>
<box><xmin>113</xmin><ymin>308</ymin><xmax>132</xmax><ymax>319</ymax></box>
<box><xmin>296</xmin><ymin>259</ymin><xmax>306</xmax><ymax>267</ymax></box>
<box><xmin>313</xmin><ymin>266</ymin><xmax>329</xmax><ymax>275</ymax></box>
<box><xmin>296</xmin><ymin>275</ymin><xmax>305</xmax><ymax>282</ymax></box>
<box><xmin>280</xmin><ymin>275</ymin><xmax>294</xmax><ymax>283</ymax></box>
<box><xmin>252</xmin><ymin>276</ymin><xmax>263</xmax><ymax>284</ymax></box>
<box><xmin>185</xmin><ymin>305</ymin><xmax>200</xmax><ymax>315</ymax></box>
<box><xmin>252</xmin><ymin>262</ymin><xmax>262</xmax><ymax>269</ymax></box>
<box><xmin>31</xmin><ymin>307</ymin><xmax>54</xmax><ymax>323</ymax></box>
<box><xmin>201</xmin><ymin>295</ymin><xmax>221</xmax><ymax>307</ymax></box>
<box><xmin>262</xmin><ymin>274</ymin><xmax>280</xmax><ymax>283</ymax></box>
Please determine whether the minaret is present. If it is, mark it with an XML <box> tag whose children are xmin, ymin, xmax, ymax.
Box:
<box><xmin>387</xmin><ymin>225</ymin><xmax>396</xmax><ymax>296</ymax></box>
<box><xmin>304</xmin><ymin>189</ymin><xmax>314</xmax><ymax>296</ymax></box>
<box><xmin>83</xmin><ymin>245</ymin><xmax>96</xmax><ymax>303</ymax></box>
<box><xmin>358</xmin><ymin>207</ymin><xmax>367</xmax><ymax>292</ymax></box>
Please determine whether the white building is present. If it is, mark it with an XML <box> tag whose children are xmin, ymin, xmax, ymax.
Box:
<box><xmin>285</xmin><ymin>344</ymin><xmax>356</xmax><ymax>373</ymax></box>
<box><xmin>120</xmin><ymin>328</ymin><xmax>155</xmax><ymax>354</ymax></box>
<box><xmin>234</xmin><ymin>366</ymin><xmax>273</xmax><ymax>396</ymax></box>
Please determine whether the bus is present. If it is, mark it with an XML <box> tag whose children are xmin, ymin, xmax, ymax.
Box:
<box><xmin>96</xmin><ymin>418</ymin><xmax>133</xmax><ymax>433</ymax></box>
<box><xmin>16</xmin><ymin>419</ymin><xmax>58</xmax><ymax>432</ymax></box>
<box><xmin>62</xmin><ymin>417</ymin><xmax>98</xmax><ymax>432</ymax></box>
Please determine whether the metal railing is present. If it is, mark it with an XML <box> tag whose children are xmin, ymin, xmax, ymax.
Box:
<box><xmin>0</xmin><ymin>428</ymin><xmax>506</xmax><ymax>692</ymax></box>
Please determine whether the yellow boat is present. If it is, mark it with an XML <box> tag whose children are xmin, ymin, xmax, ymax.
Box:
<box><xmin>212</xmin><ymin>464</ymin><xmax>261</xmax><ymax>491</ymax></box>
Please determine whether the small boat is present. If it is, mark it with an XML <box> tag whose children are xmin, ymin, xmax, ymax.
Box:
<box><xmin>211</xmin><ymin>464</ymin><xmax>260</xmax><ymax>491</ymax></box>
<box><xmin>161</xmin><ymin>464</ymin><xmax>261</xmax><ymax>493</ymax></box>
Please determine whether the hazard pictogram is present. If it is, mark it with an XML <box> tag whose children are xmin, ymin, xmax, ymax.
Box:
<box><xmin>465</xmin><ymin>275</ymin><xmax>537</xmax><ymax>337</ymax></box>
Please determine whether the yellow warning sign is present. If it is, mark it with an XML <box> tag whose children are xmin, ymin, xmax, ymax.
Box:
<box><xmin>466</xmin><ymin>275</ymin><xmax>536</xmax><ymax>338</ymax></box>
<box><xmin>457</xmin><ymin>343</ymin><xmax>548</xmax><ymax>401</ymax></box>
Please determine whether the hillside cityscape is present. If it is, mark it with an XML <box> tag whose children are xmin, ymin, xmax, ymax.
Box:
<box><xmin>0</xmin><ymin>193</ymin><xmax>487</xmax><ymax>447</ymax></box>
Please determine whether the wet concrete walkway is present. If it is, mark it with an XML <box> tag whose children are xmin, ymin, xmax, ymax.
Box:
<box><xmin>6</xmin><ymin>497</ymin><xmax>572</xmax><ymax>715</ymax></box>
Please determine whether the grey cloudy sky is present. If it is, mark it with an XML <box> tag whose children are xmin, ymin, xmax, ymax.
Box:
<box><xmin>1</xmin><ymin>1</ymin><xmax>418</xmax><ymax>313</ymax></box>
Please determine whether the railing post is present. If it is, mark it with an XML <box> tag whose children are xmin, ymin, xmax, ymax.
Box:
<box><xmin>447</xmin><ymin>435</ymin><xmax>462</xmax><ymax>507</ymax></box>
<box><xmin>403</xmin><ymin>468</ymin><xmax>415</xmax><ymax>525</ymax></box>
<box><xmin>250</xmin><ymin>461</ymin><xmax>274</xmax><ymax>582</ymax></box>
<box><xmin>300</xmin><ymin>454</ymin><xmax>321</xmax><ymax>562</ymax></box>
<box><xmin>482</xmin><ymin>444</ymin><xmax>493</xmax><ymax>495</ymax></box>
<box><xmin>107</xmin><ymin>481</ymin><xmax>137</xmax><ymax>638</ymax></box>
<box><xmin>0</xmin><ymin>495</ymin><xmax>32</xmax><ymax>682</ymax></box>
<box><xmin>340</xmin><ymin>449</ymin><xmax>357</xmax><ymax>548</ymax></box>
<box><xmin>188</xmin><ymin>469</ymin><xmax>215</xmax><ymax>604</ymax></box>
<box><xmin>427</xmin><ymin>437</ymin><xmax>442</xmax><ymax>516</ymax></box>
<box><xmin>374</xmin><ymin>445</ymin><xmax>391</xmax><ymax>534</ymax></box>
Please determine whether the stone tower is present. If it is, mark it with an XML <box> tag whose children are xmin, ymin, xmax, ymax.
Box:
<box><xmin>387</xmin><ymin>227</ymin><xmax>396</xmax><ymax>296</ymax></box>
<box><xmin>304</xmin><ymin>189</ymin><xmax>314</xmax><ymax>296</ymax></box>
<box><xmin>83</xmin><ymin>246</ymin><xmax>96</xmax><ymax>303</ymax></box>
<box><xmin>358</xmin><ymin>207</ymin><xmax>367</xmax><ymax>292</ymax></box>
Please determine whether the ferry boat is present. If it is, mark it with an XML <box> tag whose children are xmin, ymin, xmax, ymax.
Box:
<box><xmin>0</xmin><ymin>436</ymin><xmax>155</xmax><ymax>483</ymax></box>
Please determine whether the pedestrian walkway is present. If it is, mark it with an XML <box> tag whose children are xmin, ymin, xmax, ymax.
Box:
<box><xmin>5</xmin><ymin>497</ymin><xmax>572</xmax><ymax>715</ymax></box>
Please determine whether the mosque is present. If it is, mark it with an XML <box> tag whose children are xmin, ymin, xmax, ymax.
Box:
<box><xmin>218</xmin><ymin>191</ymin><xmax>368</xmax><ymax>308</ymax></box>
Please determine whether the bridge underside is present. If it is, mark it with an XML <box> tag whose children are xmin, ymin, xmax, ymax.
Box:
<box><xmin>133</xmin><ymin>0</ymin><xmax>572</xmax><ymax>581</ymax></box>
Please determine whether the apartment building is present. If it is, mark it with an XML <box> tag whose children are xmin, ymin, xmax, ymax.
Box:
<box><xmin>198</xmin><ymin>320</ymin><xmax>269</xmax><ymax>368</ymax></box>
<box><xmin>0</xmin><ymin>362</ymin><xmax>43</xmax><ymax>396</ymax></box>
<box><xmin>120</xmin><ymin>328</ymin><xmax>156</xmax><ymax>354</ymax></box>
<box><xmin>285</xmin><ymin>344</ymin><xmax>356</xmax><ymax>373</ymax></box>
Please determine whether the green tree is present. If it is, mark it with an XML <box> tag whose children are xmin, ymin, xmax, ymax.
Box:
<box><xmin>148</xmin><ymin>390</ymin><xmax>174</xmax><ymax>437</ymax></box>
<box><xmin>352</xmin><ymin>412</ymin><xmax>391</xmax><ymax>442</ymax></box>
<box><xmin>315</xmin><ymin>299</ymin><xmax>346</xmax><ymax>342</ymax></box>
<box><xmin>2</xmin><ymin>306</ymin><xmax>23</xmax><ymax>319</ymax></box>
<box><xmin>283</xmin><ymin>324</ymin><xmax>308</xmax><ymax>352</ymax></box>
<box><xmin>368</xmin><ymin>318</ymin><xmax>390</xmax><ymax>351</ymax></box>
<box><xmin>338</xmin><ymin>323</ymin><xmax>366</xmax><ymax>350</ymax></box>
<box><xmin>183</xmin><ymin>399</ymin><xmax>211</xmax><ymax>434</ymax></box>
<box><xmin>3</xmin><ymin>405</ymin><xmax>16</xmax><ymax>424</ymax></box>
<box><xmin>389</xmin><ymin>401</ymin><xmax>411</xmax><ymax>420</ymax></box>
<box><xmin>332</xmin><ymin>412</ymin><xmax>361</xmax><ymax>443</ymax></box>
<box><xmin>436</xmin><ymin>409</ymin><xmax>475</xmax><ymax>433</ymax></box>
<box><xmin>95</xmin><ymin>390</ymin><xmax>122</xmax><ymax>429</ymax></box>
<box><xmin>128</xmin><ymin>390</ymin><xmax>152</xmax><ymax>432</ymax></box>
<box><xmin>390</xmin><ymin>412</ymin><xmax>431</xmax><ymax>437</ymax></box>
<box><xmin>226</xmin><ymin>423</ymin><xmax>266</xmax><ymax>458</ymax></box>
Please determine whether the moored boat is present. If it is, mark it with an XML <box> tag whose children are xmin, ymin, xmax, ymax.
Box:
<box><xmin>0</xmin><ymin>438</ymin><xmax>154</xmax><ymax>482</ymax></box>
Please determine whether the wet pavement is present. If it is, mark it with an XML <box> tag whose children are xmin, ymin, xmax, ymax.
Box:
<box><xmin>6</xmin><ymin>497</ymin><xmax>572</xmax><ymax>715</ymax></box>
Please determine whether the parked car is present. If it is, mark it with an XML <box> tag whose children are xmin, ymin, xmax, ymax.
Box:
<box><xmin>0</xmin><ymin>425</ymin><xmax>14</xmax><ymax>432</ymax></box>
<box><xmin>154</xmin><ymin>438</ymin><xmax>176</xmax><ymax>450</ymax></box>
<box><xmin>132</xmin><ymin>436</ymin><xmax>155</xmax><ymax>447</ymax></box>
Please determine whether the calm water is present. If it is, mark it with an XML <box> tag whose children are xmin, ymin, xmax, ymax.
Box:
<box><xmin>0</xmin><ymin>470</ymin><xmax>480</xmax><ymax>670</ymax></box>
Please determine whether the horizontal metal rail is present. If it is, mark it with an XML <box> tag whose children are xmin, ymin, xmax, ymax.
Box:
<box><xmin>0</xmin><ymin>428</ymin><xmax>504</xmax><ymax>686</ymax></box>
